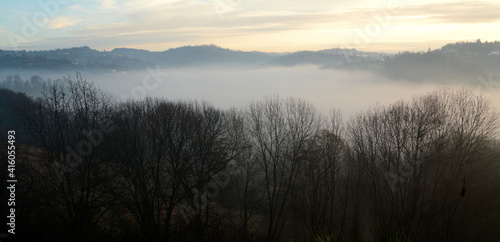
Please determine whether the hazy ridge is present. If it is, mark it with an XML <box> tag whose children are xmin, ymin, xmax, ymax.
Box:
<box><xmin>1</xmin><ymin>40</ymin><xmax>499</xmax><ymax>84</ymax></box>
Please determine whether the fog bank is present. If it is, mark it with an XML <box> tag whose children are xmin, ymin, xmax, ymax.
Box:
<box><xmin>2</xmin><ymin>66</ymin><xmax>498</xmax><ymax>118</ymax></box>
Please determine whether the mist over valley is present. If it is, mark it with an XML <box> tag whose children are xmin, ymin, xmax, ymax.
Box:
<box><xmin>2</xmin><ymin>41</ymin><xmax>499</xmax><ymax>117</ymax></box>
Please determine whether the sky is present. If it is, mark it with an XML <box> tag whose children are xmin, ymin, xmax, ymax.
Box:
<box><xmin>1</xmin><ymin>0</ymin><xmax>500</xmax><ymax>53</ymax></box>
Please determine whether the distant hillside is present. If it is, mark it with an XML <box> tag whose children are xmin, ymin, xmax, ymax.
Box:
<box><xmin>379</xmin><ymin>40</ymin><xmax>500</xmax><ymax>82</ymax></box>
<box><xmin>441</xmin><ymin>39</ymin><xmax>500</xmax><ymax>55</ymax></box>
<box><xmin>111</xmin><ymin>45</ymin><xmax>275</xmax><ymax>67</ymax></box>
<box><xmin>0</xmin><ymin>46</ymin><xmax>154</xmax><ymax>71</ymax></box>
<box><xmin>380</xmin><ymin>50</ymin><xmax>486</xmax><ymax>82</ymax></box>
<box><xmin>0</xmin><ymin>74</ymin><xmax>54</xmax><ymax>97</ymax></box>
<box><xmin>1</xmin><ymin>41</ymin><xmax>499</xmax><ymax>83</ymax></box>
<box><xmin>0</xmin><ymin>45</ymin><xmax>383</xmax><ymax>71</ymax></box>
<box><xmin>320</xmin><ymin>40</ymin><xmax>500</xmax><ymax>82</ymax></box>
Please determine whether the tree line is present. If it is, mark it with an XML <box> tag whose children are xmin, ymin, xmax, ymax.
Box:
<box><xmin>1</xmin><ymin>74</ymin><xmax>499</xmax><ymax>241</ymax></box>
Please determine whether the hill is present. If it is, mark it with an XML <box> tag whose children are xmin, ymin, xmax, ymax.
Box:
<box><xmin>1</xmin><ymin>41</ymin><xmax>499</xmax><ymax>83</ymax></box>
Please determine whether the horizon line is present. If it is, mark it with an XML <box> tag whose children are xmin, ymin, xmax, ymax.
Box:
<box><xmin>1</xmin><ymin>39</ymin><xmax>498</xmax><ymax>54</ymax></box>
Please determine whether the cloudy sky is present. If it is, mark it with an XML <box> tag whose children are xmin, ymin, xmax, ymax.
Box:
<box><xmin>1</xmin><ymin>0</ymin><xmax>499</xmax><ymax>52</ymax></box>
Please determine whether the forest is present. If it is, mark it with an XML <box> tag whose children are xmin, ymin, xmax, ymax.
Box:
<box><xmin>1</xmin><ymin>73</ymin><xmax>500</xmax><ymax>241</ymax></box>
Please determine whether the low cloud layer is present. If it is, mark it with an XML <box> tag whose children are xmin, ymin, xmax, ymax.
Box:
<box><xmin>75</xmin><ymin>66</ymin><xmax>500</xmax><ymax>118</ymax></box>
<box><xmin>2</xmin><ymin>66</ymin><xmax>499</xmax><ymax>119</ymax></box>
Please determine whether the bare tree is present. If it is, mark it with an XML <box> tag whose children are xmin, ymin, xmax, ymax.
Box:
<box><xmin>109</xmin><ymin>98</ymin><xmax>244</xmax><ymax>241</ymax></box>
<box><xmin>347</xmin><ymin>89</ymin><xmax>500</xmax><ymax>241</ymax></box>
<box><xmin>246</xmin><ymin>96</ymin><xmax>321</xmax><ymax>241</ymax></box>
<box><xmin>289</xmin><ymin>109</ymin><xmax>351</xmax><ymax>240</ymax></box>
<box><xmin>223</xmin><ymin>108</ymin><xmax>265</xmax><ymax>241</ymax></box>
<box><xmin>22</xmin><ymin>73</ymin><xmax>114</xmax><ymax>240</ymax></box>
<box><xmin>105</xmin><ymin>98</ymin><xmax>169</xmax><ymax>240</ymax></box>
